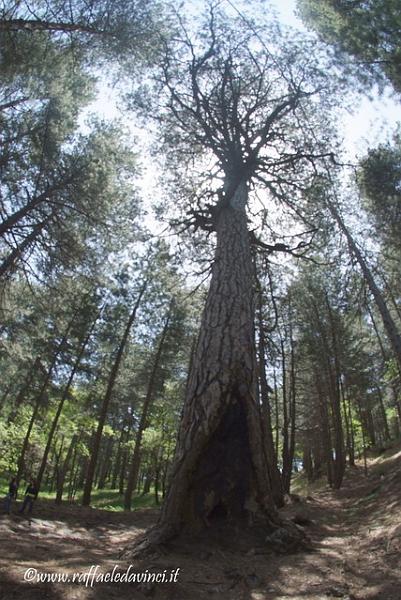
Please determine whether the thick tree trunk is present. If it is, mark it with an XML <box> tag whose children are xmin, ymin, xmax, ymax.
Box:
<box><xmin>134</xmin><ymin>180</ymin><xmax>282</xmax><ymax>549</ymax></box>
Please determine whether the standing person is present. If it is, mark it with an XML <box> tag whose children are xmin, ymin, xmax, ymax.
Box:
<box><xmin>3</xmin><ymin>477</ymin><xmax>18</xmax><ymax>514</ymax></box>
<box><xmin>19</xmin><ymin>479</ymin><xmax>38</xmax><ymax>515</ymax></box>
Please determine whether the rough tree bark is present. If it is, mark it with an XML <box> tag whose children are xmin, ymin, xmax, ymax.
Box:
<box><xmin>127</xmin><ymin>179</ymin><xmax>297</xmax><ymax>555</ymax></box>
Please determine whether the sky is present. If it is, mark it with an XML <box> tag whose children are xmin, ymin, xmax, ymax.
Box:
<box><xmin>86</xmin><ymin>0</ymin><xmax>401</xmax><ymax>159</ymax></box>
<box><xmin>268</xmin><ymin>0</ymin><xmax>401</xmax><ymax>159</ymax></box>
<box><xmin>81</xmin><ymin>0</ymin><xmax>401</xmax><ymax>231</ymax></box>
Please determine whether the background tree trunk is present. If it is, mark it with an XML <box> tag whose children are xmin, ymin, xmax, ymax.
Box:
<box><xmin>124</xmin><ymin>307</ymin><xmax>171</xmax><ymax>510</ymax></box>
<box><xmin>82</xmin><ymin>282</ymin><xmax>146</xmax><ymax>506</ymax></box>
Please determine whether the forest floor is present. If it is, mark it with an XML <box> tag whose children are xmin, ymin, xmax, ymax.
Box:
<box><xmin>1</xmin><ymin>446</ymin><xmax>401</xmax><ymax>600</ymax></box>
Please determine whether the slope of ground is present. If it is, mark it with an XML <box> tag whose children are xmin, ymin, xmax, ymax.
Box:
<box><xmin>1</xmin><ymin>446</ymin><xmax>400</xmax><ymax>600</ymax></box>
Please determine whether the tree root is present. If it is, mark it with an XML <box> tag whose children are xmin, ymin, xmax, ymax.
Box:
<box><xmin>120</xmin><ymin>516</ymin><xmax>307</xmax><ymax>559</ymax></box>
<box><xmin>119</xmin><ymin>524</ymin><xmax>177</xmax><ymax>559</ymax></box>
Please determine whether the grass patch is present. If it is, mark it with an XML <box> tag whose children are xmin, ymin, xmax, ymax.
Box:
<box><xmin>0</xmin><ymin>476</ymin><xmax>159</xmax><ymax>512</ymax></box>
<box><xmin>291</xmin><ymin>472</ymin><xmax>327</xmax><ymax>496</ymax></box>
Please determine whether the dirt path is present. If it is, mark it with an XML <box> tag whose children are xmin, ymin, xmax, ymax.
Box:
<box><xmin>1</xmin><ymin>450</ymin><xmax>400</xmax><ymax>600</ymax></box>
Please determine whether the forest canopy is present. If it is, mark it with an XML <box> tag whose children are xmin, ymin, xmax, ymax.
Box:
<box><xmin>1</xmin><ymin>0</ymin><xmax>401</xmax><ymax>558</ymax></box>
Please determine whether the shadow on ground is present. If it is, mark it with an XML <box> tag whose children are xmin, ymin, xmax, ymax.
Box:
<box><xmin>1</xmin><ymin>449</ymin><xmax>400</xmax><ymax>600</ymax></box>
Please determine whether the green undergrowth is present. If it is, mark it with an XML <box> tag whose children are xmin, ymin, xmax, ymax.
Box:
<box><xmin>290</xmin><ymin>471</ymin><xmax>327</xmax><ymax>496</ymax></box>
<box><xmin>0</xmin><ymin>477</ymin><xmax>159</xmax><ymax>512</ymax></box>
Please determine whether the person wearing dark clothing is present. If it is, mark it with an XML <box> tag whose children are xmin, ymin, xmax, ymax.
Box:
<box><xmin>19</xmin><ymin>480</ymin><xmax>38</xmax><ymax>515</ymax></box>
<box><xmin>3</xmin><ymin>477</ymin><xmax>18</xmax><ymax>514</ymax></box>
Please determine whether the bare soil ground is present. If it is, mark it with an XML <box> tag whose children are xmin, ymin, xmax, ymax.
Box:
<box><xmin>1</xmin><ymin>448</ymin><xmax>400</xmax><ymax>600</ymax></box>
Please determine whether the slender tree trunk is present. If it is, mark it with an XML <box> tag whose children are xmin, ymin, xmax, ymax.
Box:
<box><xmin>97</xmin><ymin>437</ymin><xmax>114</xmax><ymax>489</ymax></box>
<box><xmin>315</xmin><ymin>372</ymin><xmax>333</xmax><ymax>486</ymax></box>
<box><xmin>0</xmin><ymin>96</ymin><xmax>30</xmax><ymax>111</ymax></box>
<box><xmin>82</xmin><ymin>282</ymin><xmax>146</xmax><ymax>506</ymax></box>
<box><xmin>16</xmin><ymin>316</ymin><xmax>74</xmax><ymax>484</ymax></box>
<box><xmin>302</xmin><ymin>442</ymin><xmax>313</xmax><ymax>481</ymax></box>
<box><xmin>273</xmin><ymin>368</ymin><xmax>280</xmax><ymax>457</ymax></box>
<box><xmin>7</xmin><ymin>357</ymin><xmax>41</xmax><ymax>423</ymax></box>
<box><xmin>257</xmin><ymin>289</ymin><xmax>284</xmax><ymax>506</ymax></box>
<box><xmin>111</xmin><ymin>419</ymin><xmax>128</xmax><ymax>489</ymax></box>
<box><xmin>68</xmin><ymin>444</ymin><xmax>79</xmax><ymax>500</ymax></box>
<box><xmin>51</xmin><ymin>436</ymin><xmax>64</xmax><ymax>492</ymax></box>
<box><xmin>17</xmin><ymin>398</ymin><xmax>41</xmax><ymax>485</ymax></box>
<box><xmin>325</xmin><ymin>294</ymin><xmax>345</xmax><ymax>488</ymax></box>
<box><xmin>347</xmin><ymin>394</ymin><xmax>356</xmax><ymax>465</ymax></box>
<box><xmin>328</xmin><ymin>200</ymin><xmax>401</xmax><ymax>373</ymax></box>
<box><xmin>36</xmin><ymin>312</ymin><xmax>99</xmax><ymax>490</ymax></box>
<box><xmin>0</xmin><ymin>384</ymin><xmax>12</xmax><ymax>415</ymax></box>
<box><xmin>375</xmin><ymin>386</ymin><xmax>390</xmax><ymax>442</ymax></box>
<box><xmin>340</xmin><ymin>381</ymin><xmax>355</xmax><ymax>466</ymax></box>
<box><xmin>124</xmin><ymin>307</ymin><xmax>171</xmax><ymax>510</ymax></box>
<box><xmin>118</xmin><ymin>418</ymin><xmax>132</xmax><ymax>496</ymax></box>
<box><xmin>142</xmin><ymin>472</ymin><xmax>152</xmax><ymax>495</ymax></box>
<box><xmin>356</xmin><ymin>397</ymin><xmax>369</xmax><ymax>476</ymax></box>
<box><xmin>280</xmin><ymin>334</ymin><xmax>292</xmax><ymax>493</ymax></box>
<box><xmin>285</xmin><ymin>320</ymin><xmax>297</xmax><ymax>493</ymax></box>
<box><xmin>0</xmin><ymin>218</ymin><xmax>49</xmax><ymax>278</ymax></box>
